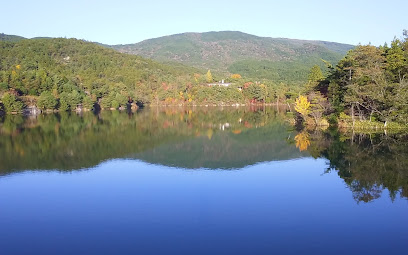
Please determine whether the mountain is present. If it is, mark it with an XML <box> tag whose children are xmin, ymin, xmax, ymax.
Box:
<box><xmin>112</xmin><ymin>31</ymin><xmax>354</xmax><ymax>84</ymax></box>
<box><xmin>0</xmin><ymin>33</ymin><xmax>26</xmax><ymax>42</ymax></box>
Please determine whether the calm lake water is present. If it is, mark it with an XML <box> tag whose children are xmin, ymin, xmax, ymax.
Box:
<box><xmin>0</xmin><ymin>107</ymin><xmax>407</xmax><ymax>255</ymax></box>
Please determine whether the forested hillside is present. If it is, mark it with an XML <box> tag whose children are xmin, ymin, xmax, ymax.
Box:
<box><xmin>0</xmin><ymin>36</ymin><xmax>310</xmax><ymax>113</ymax></box>
<box><xmin>0</xmin><ymin>38</ymin><xmax>198</xmax><ymax>112</ymax></box>
<box><xmin>112</xmin><ymin>31</ymin><xmax>354</xmax><ymax>84</ymax></box>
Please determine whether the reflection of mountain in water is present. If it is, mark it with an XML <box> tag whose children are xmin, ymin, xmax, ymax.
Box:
<box><xmin>135</xmin><ymin>122</ymin><xmax>303</xmax><ymax>169</ymax></box>
<box><xmin>0</xmin><ymin>107</ymin><xmax>303</xmax><ymax>174</ymax></box>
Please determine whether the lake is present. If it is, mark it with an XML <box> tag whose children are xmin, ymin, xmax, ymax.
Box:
<box><xmin>0</xmin><ymin>107</ymin><xmax>407</xmax><ymax>255</ymax></box>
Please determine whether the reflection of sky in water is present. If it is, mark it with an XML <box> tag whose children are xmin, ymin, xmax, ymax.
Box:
<box><xmin>1</xmin><ymin>158</ymin><xmax>407</xmax><ymax>255</ymax></box>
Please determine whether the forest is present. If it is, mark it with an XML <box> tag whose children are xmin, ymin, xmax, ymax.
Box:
<box><xmin>0</xmin><ymin>37</ymin><xmax>301</xmax><ymax>113</ymax></box>
<box><xmin>294</xmin><ymin>31</ymin><xmax>408</xmax><ymax>127</ymax></box>
<box><xmin>0</xmin><ymin>31</ymin><xmax>407</xmax><ymax>127</ymax></box>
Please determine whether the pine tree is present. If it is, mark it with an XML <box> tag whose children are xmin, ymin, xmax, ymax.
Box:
<box><xmin>305</xmin><ymin>65</ymin><xmax>324</xmax><ymax>92</ymax></box>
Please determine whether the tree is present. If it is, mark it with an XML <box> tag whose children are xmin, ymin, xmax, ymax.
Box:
<box><xmin>308</xmin><ymin>92</ymin><xmax>330</xmax><ymax>125</ymax></box>
<box><xmin>82</xmin><ymin>96</ymin><xmax>94</xmax><ymax>110</ymax></box>
<box><xmin>306</xmin><ymin>65</ymin><xmax>324</xmax><ymax>92</ymax></box>
<box><xmin>245</xmin><ymin>83</ymin><xmax>267</xmax><ymax>102</ymax></box>
<box><xmin>1</xmin><ymin>93</ymin><xmax>24</xmax><ymax>113</ymax></box>
<box><xmin>37</xmin><ymin>91</ymin><xmax>57</xmax><ymax>110</ymax></box>
<box><xmin>294</xmin><ymin>95</ymin><xmax>311</xmax><ymax>118</ymax></box>
<box><xmin>206</xmin><ymin>70</ymin><xmax>213</xmax><ymax>83</ymax></box>
<box><xmin>231</xmin><ymin>74</ymin><xmax>242</xmax><ymax>79</ymax></box>
<box><xmin>0</xmin><ymin>82</ymin><xmax>8</xmax><ymax>93</ymax></box>
<box><xmin>58</xmin><ymin>91</ymin><xmax>81</xmax><ymax>111</ymax></box>
<box><xmin>386</xmin><ymin>38</ymin><xmax>406</xmax><ymax>83</ymax></box>
<box><xmin>345</xmin><ymin>45</ymin><xmax>388</xmax><ymax>121</ymax></box>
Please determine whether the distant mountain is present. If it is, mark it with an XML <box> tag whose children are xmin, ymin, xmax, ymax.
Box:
<box><xmin>0</xmin><ymin>33</ymin><xmax>26</xmax><ymax>42</ymax></box>
<box><xmin>112</xmin><ymin>31</ymin><xmax>354</xmax><ymax>84</ymax></box>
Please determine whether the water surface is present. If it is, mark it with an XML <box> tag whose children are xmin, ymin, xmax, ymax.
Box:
<box><xmin>0</xmin><ymin>107</ymin><xmax>407</xmax><ymax>254</ymax></box>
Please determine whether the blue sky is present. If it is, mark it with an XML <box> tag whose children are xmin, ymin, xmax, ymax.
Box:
<box><xmin>1</xmin><ymin>0</ymin><xmax>407</xmax><ymax>46</ymax></box>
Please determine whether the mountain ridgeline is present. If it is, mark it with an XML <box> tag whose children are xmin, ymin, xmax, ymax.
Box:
<box><xmin>0</xmin><ymin>33</ymin><xmax>26</xmax><ymax>42</ymax></box>
<box><xmin>112</xmin><ymin>31</ymin><xmax>354</xmax><ymax>84</ymax></box>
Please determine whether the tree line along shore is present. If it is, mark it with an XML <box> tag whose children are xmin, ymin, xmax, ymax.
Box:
<box><xmin>1</xmin><ymin>31</ymin><xmax>407</xmax><ymax>129</ymax></box>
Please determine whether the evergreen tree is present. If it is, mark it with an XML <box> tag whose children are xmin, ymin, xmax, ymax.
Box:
<box><xmin>305</xmin><ymin>65</ymin><xmax>324</xmax><ymax>92</ymax></box>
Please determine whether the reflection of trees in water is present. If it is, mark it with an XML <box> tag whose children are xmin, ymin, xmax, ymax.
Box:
<box><xmin>3</xmin><ymin>107</ymin><xmax>407</xmax><ymax>203</ymax></box>
<box><xmin>299</xmin><ymin>129</ymin><xmax>408</xmax><ymax>202</ymax></box>
<box><xmin>294</xmin><ymin>132</ymin><xmax>310</xmax><ymax>151</ymax></box>
<box><xmin>350</xmin><ymin>181</ymin><xmax>382</xmax><ymax>203</ymax></box>
<box><xmin>0</xmin><ymin>106</ymin><xmax>294</xmax><ymax>173</ymax></box>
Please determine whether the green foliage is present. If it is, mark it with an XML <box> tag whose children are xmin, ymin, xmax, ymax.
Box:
<box><xmin>58</xmin><ymin>91</ymin><xmax>81</xmax><ymax>111</ymax></box>
<box><xmin>0</xmin><ymin>107</ymin><xmax>299</xmax><ymax>172</ymax></box>
<box><xmin>304</xmin><ymin>129</ymin><xmax>408</xmax><ymax>201</ymax></box>
<box><xmin>111</xmin><ymin>100</ymin><xmax>119</xmax><ymax>109</ymax></box>
<box><xmin>59</xmin><ymin>98</ymin><xmax>70</xmax><ymax>112</ymax></box>
<box><xmin>305</xmin><ymin>65</ymin><xmax>324</xmax><ymax>92</ymax></box>
<box><xmin>229</xmin><ymin>59</ymin><xmax>323</xmax><ymax>86</ymax></box>
<box><xmin>243</xmin><ymin>83</ymin><xmax>268</xmax><ymax>102</ymax></box>
<box><xmin>0</xmin><ymin>33</ymin><xmax>26</xmax><ymax>42</ymax></box>
<box><xmin>37</xmin><ymin>91</ymin><xmax>57</xmax><ymax>110</ymax></box>
<box><xmin>320</xmin><ymin>32</ymin><xmax>408</xmax><ymax>125</ymax></box>
<box><xmin>100</xmin><ymin>96</ymin><xmax>112</xmax><ymax>109</ymax></box>
<box><xmin>0</xmin><ymin>82</ymin><xmax>8</xmax><ymax>92</ymax></box>
<box><xmin>112</xmin><ymin>31</ymin><xmax>353</xmax><ymax>85</ymax></box>
<box><xmin>1</xmin><ymin>92</ymin><xmax>24</xmax><ymax>113</ymax></box>
<box><xmin>308</xmin><ymin>65</ymin><xmax>324</xmax><ymax>82</ymax></box>
<box><xmin>385</xmin><ymin>39</ymin><xmax>406</xmax><ymax>82</ymax></box>
<box><xmin>195</xmin><ymin>86</ymin><xmax>244</xmax><ymax>104</ymax></box>
<box><xmin>0</xmin><ymin>37</ymin><xmax>198</xmax><ymax>112</ymax></box>
<box><xmin>0</xmin><ymin>34</ymin><xmax>353</xmax><ymax>112</ymax></box>
<box><xmin>82</xmin><ymin>96</ymin><xmax>94</xmax><ymax>110</ymax></box>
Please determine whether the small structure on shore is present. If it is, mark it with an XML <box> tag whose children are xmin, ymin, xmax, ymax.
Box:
<box><xmin>207</xmin><ymin>80</ymin><xmax>232</xmax><ymax>87</ymax></box>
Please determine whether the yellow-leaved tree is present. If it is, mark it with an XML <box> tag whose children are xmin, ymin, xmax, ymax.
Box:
<box><xmin>294</xmin><ymin>95</ymin><xmax>311</xmax><ymax>118</ymax></box>
<box><xmin>206</xmin><ymin>70</ymin><xmax>213</xmax><ymax>83</ymax></box>
<box><xmin>231</xmin><ymin>74</ymin><xmax>242</xmax><ymax>79</ymax></box>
